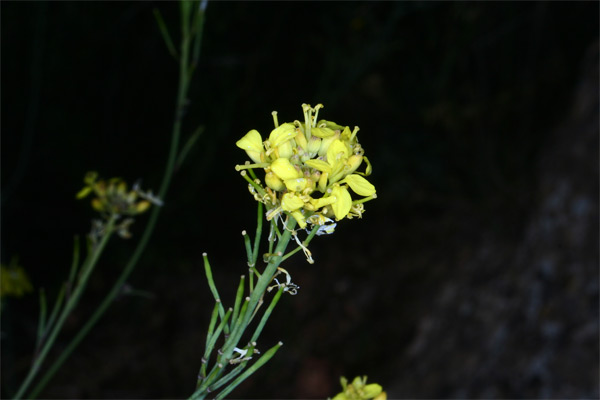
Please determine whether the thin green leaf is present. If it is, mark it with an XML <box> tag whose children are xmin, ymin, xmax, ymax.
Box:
<box><xmin>230</xmin><ymin>275</ymin><xmax>246</xmax><ymax>331</ymax></box>
<box><xmin>152</xmin><ymin>8</ymin><xmax>178</xmax><ymax>60</ymax></box>
<box><xmin>68</xmin><ymin>236</ymin><xmax>80</xmax><ymax>286</ymax></box>
<box><xmin>250</xmin><ymin>287</ymin><xmax>283</xmax><ymax>343</ymax></box>
<box><xmin>252</xmin><ymin>202</ymin><xmax>263</xmax><ymax>269</ymax></box>
<box><xmin>36</xmin><ymin>289</ymin><xmax>47</xmax><ymax>348</ymax></box>
<box><xmin>202</xmin><ymin>253</ymin><xmax>229</xmax><ymax>334</ymax></box>
<box><xmin>44</xmin><ymin>285</ymin><xmax>66</xmax><ymax>339</ymax></box>
<box><xmin>199</xmin><ymin>307</ymin><xmax>232</xmax><ymax>384</ymax></box>
<box><xmin>175</xmin><ymin>125</ymin><xmax>203</xmax><ymax>169</ymax></box>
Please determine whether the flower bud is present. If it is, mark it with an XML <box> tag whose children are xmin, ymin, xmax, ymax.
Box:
<box><xmin>307</xmin><ymin>136</ymin><xmax>322</xmax><ymax>156</ymax></box>
<box><xmin>295</xmin><ymin>130</ymin><xmax>308</xmax><ymax>151</ymax></box>
<box><xmin>284</xmin><ymin>177</ymin><xmax>308</xmax><ymax>192</ymax></box>
<box><xmin>265</xmin><ymin>171</ymin><xmax>285</xmax><ymax>191</ymax></box>
<box><xmin>318</xmin><ymin>132</ymin><xmax>339</xmax><ymax>157</ymax></box>
<box><xmin>276</xmin><ymin>140</ymin><xmax>293</xmax><ymax>159</ymax></box>
<box><xmin>271</xmin><ymin>158</ymin><xmax>302</xmax><ymax>180</ymax></box>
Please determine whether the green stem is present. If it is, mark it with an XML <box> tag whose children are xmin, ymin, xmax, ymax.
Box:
<box><xmin>13</xmin><ymin>216</ymin><xmax>117</xmax><ymax>400</ymax></box>
<box><xmin>22</xmin><ymin>3</ymin><xmax>208</xmax><ymax>397</ymax></box>
<box><xmin>197</xmin><ymin>219</ymin><xmax>295</xmax><ymax>392</ymax></box>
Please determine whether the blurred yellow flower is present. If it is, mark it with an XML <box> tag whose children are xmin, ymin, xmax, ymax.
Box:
<box><xmin>76</xmin><ymin>172</ymin><xmax>158</xmax><ymax>218</ymax></box>
<box><xmin>332</xmin><ymin>376</ymin><xmax>386</xmax><ymax>400</ymax></box>
<box><xmin>0</xmin><ymin>258</ymin><xmax>33</xmax><ymax>299</ymax></box>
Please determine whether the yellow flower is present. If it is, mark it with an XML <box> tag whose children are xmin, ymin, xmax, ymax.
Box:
<box><xmin>235</xmin><ymin>104</ymin><xmax>377</xmax><ymax>230</ymax></box>
<box><xmin>0</xmin><ymin>258</ymin><xmax>33</xmax><ymax>299</ymax></box>
<box><xmin>76</xmin><ymin>172</ymin><xmax>156</xmax><ymax>218</ymax></box>
<box><xmin>332</xmin><ymin>376</ymin><xmax>386</xmax><ymax>400</ymax></box>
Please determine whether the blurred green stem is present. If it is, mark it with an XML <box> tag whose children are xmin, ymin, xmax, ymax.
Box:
<box><xmin>18</xmin><ymin>2</ymin><xmax>208</xmax><ymax>398</ymax></box>
<box><xmin>12</xmin><ymin>216</ymin><xmax>118</xmax><ymax>399</ymax></box>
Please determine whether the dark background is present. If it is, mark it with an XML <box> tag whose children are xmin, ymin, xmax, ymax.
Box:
<box><xmin>2</xmin><ymin>1</ymin><xmax>598</xmax><ymax>399</ymax></box>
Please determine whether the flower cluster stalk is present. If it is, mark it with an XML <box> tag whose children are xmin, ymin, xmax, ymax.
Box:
<box><xmin>191</xmin><ymin>216</ymin><xmax>296</xmax><ymax>399</ymax></box>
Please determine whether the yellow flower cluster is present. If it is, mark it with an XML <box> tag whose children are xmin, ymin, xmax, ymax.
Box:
<box><xmin>332</xmin><ymin>376</ymin><xmax>386</xmax><ymax>400</ymax></box>
<box><xmin>236</xmin><ymin>104</ymin><xmax>376</xmax><ymax>230</ymax></box>
<box><xmin>76</xmin><ymin>172</ymin><xmax>152</xmax><ymax>217</ymax></box>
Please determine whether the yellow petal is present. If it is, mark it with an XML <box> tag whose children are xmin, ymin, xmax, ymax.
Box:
<box><xmin>91</xmin><ymin>198</ymin><xmax>104</xmax><ymax>212</ymax></box>
<box><xmin>291</xmin><ymin>210</ymin><xmax>307</xmax><ymax>229</ymax></box>
<box><xmin>363</xmin><ymin>384</ymin><xmax>383</xmax><ymax>398</ymax></box>
<box><xmin>311</xmin><ymin>127</ymin><xmax>336</xmax><ymax>138</ymax></box>
<box><xmin>309</xmin><ymin>195</ymin><xmax>336</xmax><ymax>209</ymax></box>
<box><xmin>236</xmin><ymin>129</ymin><xmax>263</xmax><ymax>152</ymax></box>
<box><xmin>271</xmin><ymin>158</ymin><xmax>301</xmax><ymax>180</ymax></box>
<box><xmin>330</xmin><ymin>186</ymin><xmax>352</xmax><ymax>220</ymax></box>
<box><xmin>345</xmin><ymin>154</ymin><xmax>363</xmax><ymax>175</ymax></box>
<box><xmin>307</xmin><ymin>136</ymin><xmax>322</xmax><ymax>155</ymax></box>
<box><xmin>341</xmin><ymin>126</ymin><xmax>353</xmax><ymax>141</ymax></box>
<box><xmin>281</xmin><ymin>192</ymin><xmax>304</xmax><ymax>211</ymax></box>
<box><xmin>276</xmin><ymin>139</ymin><xmax>294</xmax><ymax>159</ymax></box>
<box><xmin>265</xmin><ymin>171</ymin><xmax>285</xmax><ymax>191</ymax></box>
<box><xmin>268</xmin><ymin>123</ymin><xmax>296</xmax><ymax>147</ymax></box>
<box><xmin>343</xmin><ymin>174</ymin><xmax>376</xmax><ymax>196</ymax></box>
<box><xmin>328</xmin><ymin>161</ymin><xmax>346</xmax><ymax>185</ymax></box>
<box><xmin>304</xmin><ymin>159</ymin><xmax>332</xmax><ymax>173</ymax></box>
<box><xmin>284</xmin><ymin>177</ymin><xmax>308</xmax><ymax>192</ymax></box>
<box><xmin>236</xmin><ymin>129</ymin><xmax>264</xmax><ymax>163</ymax></box>
<box><xmin>135</xmin><ymin>200</ymin><xmax>151</xmax><ymax>213</ymax></box>
<box><xmin>318</xmin><ymin>171</ymin><xmax>329</xmax><ymax>192</ymax></box>
<box><xmin>326</xmin><ymin>139</ymin><xmax>349</xmax><ymax>166</ymax></box>
<box><xmin>76</xmin><ymin>186</ymin><xmax>92</xmax><ymax>199</ymax></box>
<box><xmin>374</xmin><ymin>391</ymin><xmax>387</xmax><ymax>400</ymax></box>
<box><xmin>318</xmin><ymin>133</ymin><xmax>339</xmax><ymax>157</ymax></box>
<box><xmin>317</xmin><ymin>120</ymin><xmax>345</xmax><ymax>131</ymax></box>
<box><xmin>294</xmin><ymin>130</ymin><xmax>308</xmax><ymax>150</ymax></box>
<box><xmin>363</xmin><ymin>155</ymin><xmax>372</xmax><ymax>175</ymax></box>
